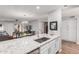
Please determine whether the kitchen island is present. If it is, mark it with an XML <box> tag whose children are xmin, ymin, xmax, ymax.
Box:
<box><xmin>0</xmin><ymin>34</ymin><xmax>61</xmax><ymax>54</ymax></box>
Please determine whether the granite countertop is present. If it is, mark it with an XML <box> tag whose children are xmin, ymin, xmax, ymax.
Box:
<box><xmin>0</xmin><ymin>34</ymin><xmax>60</xmax><ymax>54</ymax></box>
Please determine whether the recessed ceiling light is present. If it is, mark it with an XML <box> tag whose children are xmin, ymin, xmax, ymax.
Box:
<box><xmin>36</xmin><ymin>6</ymin><xmax>40</xmax><ymax>10</ymax></box>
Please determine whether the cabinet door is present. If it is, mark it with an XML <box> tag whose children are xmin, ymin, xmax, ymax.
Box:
<box><xmin>55</xmin><ymin>39</ymin><xmax>58</xmax><ymax>52</ymax></box>
<box><xmin>40</xmin><ymin>44</ymin><xmax>49</xmax><ymax>54</ymax></box>
<box><xmin>48</xmin><ymin>38</ymin><xmax>61</xmax><ymax>54</ymax></box>
<box><xmin>48</xmin><ymin>40</ymin><xmax>56</xmax><ymax>54</ymax></box>
<box><xmin>55</xmin><ymin>38</ymin><xmax>61</xmax><ymax>52</ymax></box>
<box><xmin>48</xmin><ymin>45</ymin><xmax>56</xmax><ymax>54</ymax></box>
<box><xmin>40</xmin><ymin>41</ymin><xmax>52</xmax><ymax>54</ymax></box>
<box><xmin>40</xmin><ymin>48</ymin><xmax>48</xmax><ymax>54</ymax></box>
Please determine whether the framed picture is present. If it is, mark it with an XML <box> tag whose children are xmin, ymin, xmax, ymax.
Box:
<box><xmin>50</xmin><ymin>21</ymin><xmax>57</xmax><ymax>30</ymax></box>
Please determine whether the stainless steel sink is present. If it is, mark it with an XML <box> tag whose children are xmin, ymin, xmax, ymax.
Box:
<box><xmin>34</xmin><ymin>37</ymin><xmax>50</xmax><ymax>43</ymax></box>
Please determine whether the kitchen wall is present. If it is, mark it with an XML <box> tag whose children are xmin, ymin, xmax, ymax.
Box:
<box><xmin>0</xmin><ymin>22</ymin><xmax>15</xmax><ymax>36</ymax></box>
<box><xmin>29</xmin><ymin>20</ymin><xmax>39</xmax><ymax>34</ymax></box>
<box><xmin>29</xmin><ymin>20</ymin><xmax>44</xmax><ymax>34</ymax></box>
<box><xmin>24</xmin><ymin>9</ymin><xmax>62</xmax><ymax>35</ymax></box>
<box><xmin>76</xmin><ymin>17</ymin><xmax>79</xmax><ymax>44</ymax></box>
<box><xmin>48</xmin><ymin>8</ymin><xmax>62</xmax><ymax>35</ymax></box>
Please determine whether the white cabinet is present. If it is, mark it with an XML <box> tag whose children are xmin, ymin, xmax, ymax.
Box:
<box><xmin>48</xmin><ymin>40</ymin><xmax>56</xmax><ymax>54</ymax></box>
<box><xmin>40</xmin><ymin>42</ymin><xmax>50</xmax><ymax>54</ymax></box>
<box><xmin>40</xmin><ymin>48</ymin><xmax>48</xmax><ymax>54</ymax></box>
<box><xmin>40</xmin><ymin>37</ymin><xmax>61</xmax><ymax>54</ymax></box>
<box><xmin>55</xmin><ymin>37</ymin><xmax>61</xmax><ymax>52</ymax></box>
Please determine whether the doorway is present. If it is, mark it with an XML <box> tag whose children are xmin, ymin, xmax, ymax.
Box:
<box><xmin>44</xmin><ymin>22</ymin><xmax>48</xmax><ymax>34</ymax></box>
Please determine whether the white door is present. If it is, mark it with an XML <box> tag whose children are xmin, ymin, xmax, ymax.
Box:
<box><xmin>61</xmin><ymin>20</ymin><xmax>69</xmax><ymax>41</ymax></box>
<box><xmin>68</xmin><ymin>19</ymin><xmax>77</xmax><ymax>42</ymax></box>
<box><xmin>61</xmin><ymin>18</ymin><xmax>77</xmax><ymax>42</ymax></box>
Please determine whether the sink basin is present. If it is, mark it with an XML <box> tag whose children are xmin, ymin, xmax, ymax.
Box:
<box><xmin>34</xmin><ymin>37</ymin><xmax>50</xmax><ymax>43</ymax></box>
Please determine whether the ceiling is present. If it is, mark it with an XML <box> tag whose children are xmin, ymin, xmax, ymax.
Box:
<box><xmin>0</xmin><ymin>5</ymin><xmax>62</xmax><ymax>22</ymax></box>
<box><xmin>0</xmin><ymin>5</ymin><xmax>79</xmax><ymax>22</ymax></box>
<box><xmin>63</xmin><ymin>5</ymin><xmax>79</xmax><ymax>18</ymax></box>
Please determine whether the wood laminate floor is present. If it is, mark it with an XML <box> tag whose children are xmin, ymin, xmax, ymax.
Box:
<box><xmin>60</xmin><ymin>40</ymin><xmax>79</xmax><ymax>54</ymax></box>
